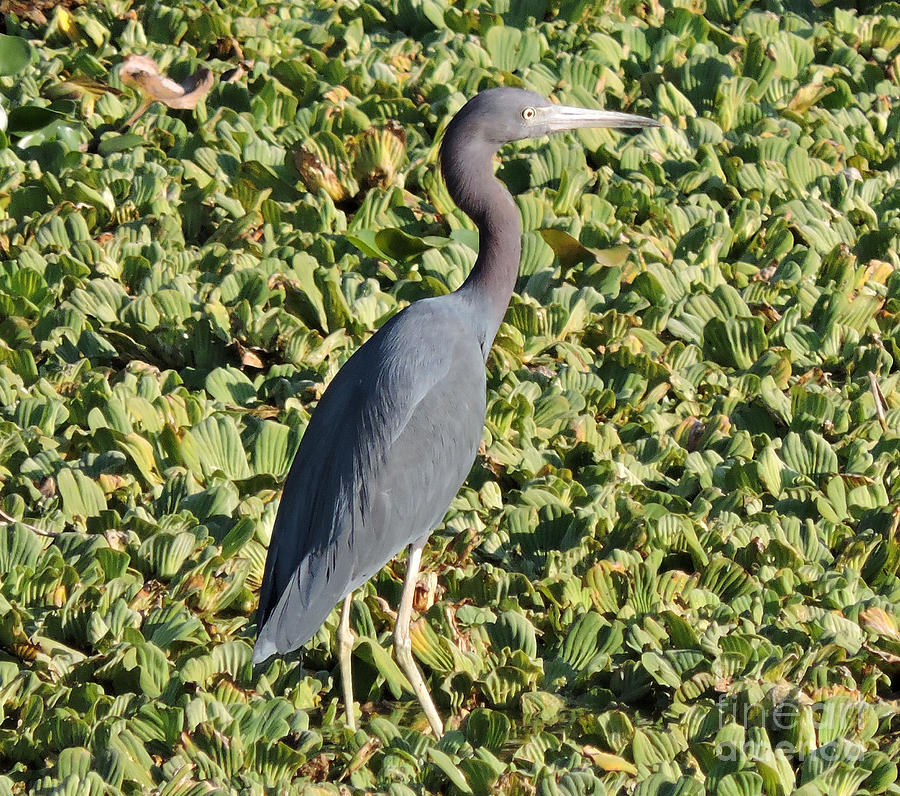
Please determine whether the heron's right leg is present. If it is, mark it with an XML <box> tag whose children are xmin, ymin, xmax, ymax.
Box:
<box><xmin>393</xmin><ymin>542</ymin><xmax>444</xmax><ymax>738</ymax></box>
<box><xmin>337</xmin><ymin>592</ymin><xmax>356</xmax><ymax>731</ymax></box>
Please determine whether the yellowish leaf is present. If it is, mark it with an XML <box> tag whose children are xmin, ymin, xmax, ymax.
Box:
<box><xmin>582</xmin><ymin>746</ymin><xmax>638</xmax><ymax>774</ymax></box>
<box><xmin>788</xmin><ymin>79</ymin><xmax>835</xmax><ymax>113</ymax></box>
<box><xmin>860</xmin><ymin>606</ymin><xmax>900</xmax><ymax>640</ymax></box>
<box><xmin>57</xmin><ymin>6</ymin><xmax>77</xmax><ymax>39</ymax></box>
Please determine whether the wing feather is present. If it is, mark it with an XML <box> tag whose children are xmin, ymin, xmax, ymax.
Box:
<box><xmin>254</xmin><ymin>298</ymin><xmax>485</xmax><ymax>662</ymax></box>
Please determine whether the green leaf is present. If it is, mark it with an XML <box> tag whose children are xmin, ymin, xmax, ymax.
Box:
<box><xmin>717</xmin><ymin>771</ymin><xmax>764</xmax><ymax>796</ymax></box>
<box><xmin>0</xmin><ymin>522</ymin><xmax>42</xmax><ymax>572</ymax></box>
<box><xmin>138</xmin><ymin>531</ymin><xmax>196</xmax><ymax>579</ymax></box>
<box><xmin>97</xmin><ymin>133</ymin><xmax>145</xmax><ymax>155</ymax></box>
<box><xmin>558</xmin><ymin>612</ymin><xmax>615</xmax><ymax>670</ymax></box>
<box><xmin>0</xmin><ymin>34</ymin><xmax>32</xmax><ymax>76</ymax></box>
<box><xmin>57</xmin><ymin>468</ymin><xmax>107</xmax><ymax>518</ymax></box>
<box><xmin>6</xmin><ymin>105</ymin><xmax>67</xmax><ymax>134</ymax></box>
<box><xmin>484</xmin><ymin>26</ymin><xmax>543</xmax><ymax>72</ymax></box>
<box><xmin>703</xmin><ymin>316</ymin><xmax>767</xmax><ymax>369</ymax></box>
<box><xmin>464</xmin><ymin>708</ymin><xmax>511</xmax><ymax>752</ymax></box>
<box><xmin>205</xmin><ymin>366</ymin><xmax>257</xmax><ymax>406</ymax></box>
<box><xmin>781</xmin><ymin>431</ymin><xmax>838</xmax><ymax>480</ymax></box>
<box><xmin>487</xmin><ymin>610</ymin><xmax>537</xmax><ymax>657</ymax></box>
<box><xmin>355</xmin><ymin>636</ymin><xmax>412</xmax><ymax>698</ymax></box>
<box><xmin>181</xmin><ymin>415</ymin><xmax>252</xmax><ymax>481</ymax></box>
<box><xmin>250</xmin><ymin>420</ymin><xmax>299</xmax><ymax>478</ymax></box>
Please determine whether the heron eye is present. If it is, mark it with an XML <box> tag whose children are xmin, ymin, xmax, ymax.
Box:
<box><xmin>522</xmin><ymin>107</ymin><xmax>536</xmax><ymax>121</ymax></box>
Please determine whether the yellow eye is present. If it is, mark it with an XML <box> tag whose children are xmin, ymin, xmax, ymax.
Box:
<box><xmin>522</xmin><ymin>107</ymin><xmax>536</xmax><ymax>121</ymax></box>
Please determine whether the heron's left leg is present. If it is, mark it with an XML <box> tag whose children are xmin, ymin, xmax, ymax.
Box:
<box><xmin>393</xmin><ymin>541</ymin><xmax>444</xmax><ymax>738</ymax></box>
<box><xmin>337</xmin><ymin>592</ymin><xmax>356</xmax><ymax>731</ymax></box>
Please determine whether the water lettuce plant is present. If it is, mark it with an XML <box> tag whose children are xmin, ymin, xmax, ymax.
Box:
<box><xmin>1</xmin><ymin>0</ymin><xmax>900</xmax><ymax>793</ymax></box>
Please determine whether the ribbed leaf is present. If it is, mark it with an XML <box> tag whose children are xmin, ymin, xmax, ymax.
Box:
<box><xmin>181</xmin><ymin>415</ymin><xmax>251</xmax><ymax>480</ymax></box>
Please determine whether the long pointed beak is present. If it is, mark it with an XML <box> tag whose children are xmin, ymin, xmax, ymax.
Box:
<box><xmin>538</xmin><ymin>104</ymin><xmax>660</xmax><ymax>132</ymax></box>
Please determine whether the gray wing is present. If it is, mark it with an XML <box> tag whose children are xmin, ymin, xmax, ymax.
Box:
<box><xmin>253</xmin><ymin>297</ymin><xmax>486</xmax><ymax>662</ymax></box>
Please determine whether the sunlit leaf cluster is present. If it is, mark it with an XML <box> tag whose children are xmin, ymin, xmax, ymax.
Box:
<box><xmin>2</xmin><ymin>0</ymin><xmax>900</xmax><ymax>793</ymax></box>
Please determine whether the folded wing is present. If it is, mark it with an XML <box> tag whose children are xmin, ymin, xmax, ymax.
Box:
<box><xmin>254</xmin><ymin>298</ymin><xmax>486</xmax><ymax>662</ymax></box>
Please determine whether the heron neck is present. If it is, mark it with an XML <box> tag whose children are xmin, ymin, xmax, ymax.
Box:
<box><xmin>451</xmin><ymin>161</ymin><xmax>522</xmax><ymax>355</ymax></box>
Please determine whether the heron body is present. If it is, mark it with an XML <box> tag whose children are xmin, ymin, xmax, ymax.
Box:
<box><xmin>254</xmin><ymin>88</ymin><xmax>658</xmax><ymax>735</ymax></box>
<box><xmin>253</xmin><ymin>298</ymin><xmax>486</xmax><ymax>656</ymax></box>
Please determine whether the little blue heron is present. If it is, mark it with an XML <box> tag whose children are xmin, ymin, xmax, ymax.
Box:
<box><xmin>253</xmin><ymin>88</ymin><xmax>659</xmax><ymax>736</ymax></box>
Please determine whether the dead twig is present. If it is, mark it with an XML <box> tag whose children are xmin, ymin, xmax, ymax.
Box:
<box><xmin>868</xmin><ymin>371</ymin><xmax>889</xmax><ymax>433</ymax></box>
<box><xmin>0</xmin><ymin>507</ymin><xmax>58</xmax><ymax>538</ymax></box>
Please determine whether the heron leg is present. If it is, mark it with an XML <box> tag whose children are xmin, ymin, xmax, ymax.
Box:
<box><xmin>393</xmin><ymin>542</ymin><xmax>444</xmax><ymax>738</ymax></box>
<box><xmin>337</xmin><ymin>592</ymin><xmax>356</xmax><ymax>731</ymax></box>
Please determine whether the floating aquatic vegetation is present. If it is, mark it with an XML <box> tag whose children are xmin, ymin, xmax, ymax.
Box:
<box><xmin>1</xmin><ymin>0</ymin><xmax>900</xmax><ymax>793</ymax></box>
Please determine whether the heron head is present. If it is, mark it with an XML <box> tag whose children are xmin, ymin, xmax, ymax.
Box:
<box><xmin>445</xmin><ymin>87</ymin><xmax>659</xmax><ymax>148</ymax></box>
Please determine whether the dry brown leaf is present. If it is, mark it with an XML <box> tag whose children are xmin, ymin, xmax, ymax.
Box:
<box><xmin>864</xmin><ymin>643</ymin><xmax>900</xmax><ymax>665</ymax></box>
<box><xmin>341</xmin><ymin>738</ymin><xmax>381</xmax><ymax>781</ymax></box>
<box><xmin>241</xmin><ymin>350</ymin><xmax>264</xmax><ymax>368</ymax></box>
<box><xmin>38</xmin><ymin>476</ymin><xmax>56</xmax><ymax>499</ymax></box>
<box><xmin>236</xmin><ymin>341</ymin><xmax>265</xmax><ymax>369</ymax></box>
<box><xmin>104</xmin><ymin>530</ymin><xmax>130</xmax><ymax>550</ymax></box>
<box><xmin>293</xmin><ymin>147</ymin><xmax>348</xmax><ymax>201</ymax></box>
<box><xmin>298</xmin><ymin>754</ymin><xmax>331</xmax><ymax>783</ymax></box>
<box><xmin>98</xmin><ymin>473</ymin><xmax>128</xmax><ymax>492</ymax></box>
<box><xmin>119</xmin><ymin>54</ymin><xmax>213</xmax><ymax>110</ymax></box>
<box><xmin>0</xmin><ymin>0</ymin><xmax>77</xmax><ymax>25</ymax></box>
<box><xmin>413</xmin><ymin>570</ymin><xmax>439</xmax><ymax>612</ymax></box>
